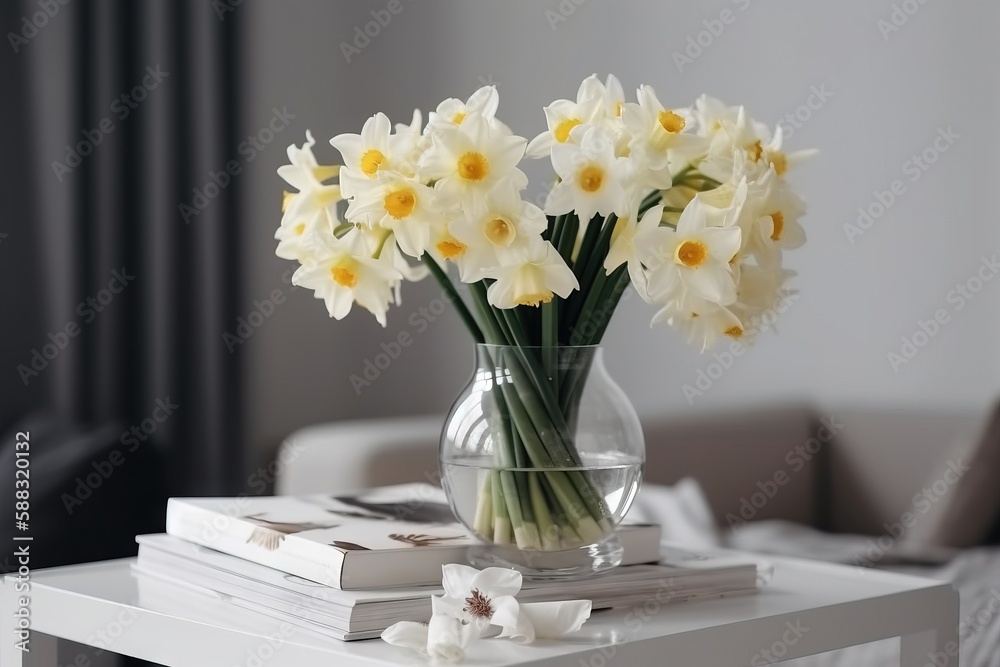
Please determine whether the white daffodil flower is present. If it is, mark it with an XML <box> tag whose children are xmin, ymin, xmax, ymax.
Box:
<box><xmin>418</xmin><ymin>114</ymin><xmax>528</xmax><ymax>211</ymax></box>
<box><xmin>605</xmin><ymin>201</ymin><xmax>663</xmax><ymax>302</ymax></box>
<box><xmin>341</xmin><ymin>169</ymin><xmax>438</xmax><ymax>258</ymax></box>
<box><xmin>292</xmin><ymin>227</ymin><xmax>401</xmax><ymax>326</ymax></box>
<box><xmin>277</xmin><ymin>131</ymin><xmax>342</xmax><ymax>221</ymax></box>
<box><xmin>652</xmin><ymin>296</ymin><xmax>746</xmax><ymax>352</ymax></box>
<box><xmin>730</xmin><ymin>264</ymin><xmax>797</xmax><ymax>332</ymax></box>
<box><xmin>434</xmin><ymin>564</ymin><xmax>524</xmax><ymax>638</ymax></box>
<box><xmin>622</xmin><ymin>85</ymin><xmax>706</xmax><ymax>190</ymax></box>
<box><xmin>449</xmin><ymin>180</ymin><xmax>547</xmax><ymax>282</ymax></box>
<box><xmin>486</xmin><ymin>240</ymin><xmax>579</xmax><ymax>308</ymax></box>
<box><xmin>637</xmin><ymin>198</ymin><xmax>741</xmax><ymax>306</ymax></box>
<box><xmin>759</xmin><ymin>123</ymin><xmax>818</xmax><ymax>178</ymax></box>
<box><xmin>273</xmin><ymin>208</ymin><xmax>333</xmax><ymax>263</ymax></box>
<box><xmin>545</xmin><ymin>125</ymin><xmax>628</xmax><ymax>223</ymax></box>
<box><xmin>740</xmin><ymin>168</ymin><xmax>807</xmax><ymax>267</ymax></box>
<box><xmin>426</xmin><ymin>85</ymin><xmax>502</xmax><ymax>135</ymax></box>
<box><xmin>525</xmin><ymin>74</ymin><xmax>605</xmax><ymax>158</ymax></box>
<box><xmin>394</xmin><ymin>108</ymin><xmax>431</xmax><ymax>177</ymax></box>
<box><xmin>331</xmin><ymin>112</ymin><xmax>407</xmax><ymax>185</ymax></box>
<box><xmin>693</xmin><ymin>94</ymin><xmax>741</xmax><ymax>139</ymax></box>
<box><xmin>699</xmin><ymin>106</ymin><xmax>772</xmax><ymax>184</ymax></box>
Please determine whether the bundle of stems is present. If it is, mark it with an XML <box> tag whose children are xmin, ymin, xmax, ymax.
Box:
<box><xmin>429</xmin><ymin>173</ymin><xmax>718</xmax><ymax>550</ymax></box>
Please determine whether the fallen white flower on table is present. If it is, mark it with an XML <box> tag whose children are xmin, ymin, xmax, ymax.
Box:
<box><xmin>381</xmin><ymin>564</ymin><xmax>592</xmax><ymax>662</ymax></box>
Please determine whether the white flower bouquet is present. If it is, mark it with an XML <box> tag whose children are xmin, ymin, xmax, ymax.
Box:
<box><xmin>275</xmin><ymin>74</ymin><xmax>811</xmax><ymax>558</ymax></box>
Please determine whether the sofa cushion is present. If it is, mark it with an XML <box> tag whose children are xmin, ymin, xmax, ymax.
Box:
<box><xmin>901</xmin><ymin>400</ymin><xmax>1000</xmax><ymax>549</ymax></box>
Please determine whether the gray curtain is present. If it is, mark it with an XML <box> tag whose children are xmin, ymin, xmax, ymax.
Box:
<box><xmin>2</xmin><ymin>0</ymin><xmax>246</xmax><ymax>495</ymax></box>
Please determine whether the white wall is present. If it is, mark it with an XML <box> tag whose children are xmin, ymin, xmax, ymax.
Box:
<box><xmin>241</xmin><ymin>0</ymin><xmax>1000</xmax><ymax>467</ymax></box>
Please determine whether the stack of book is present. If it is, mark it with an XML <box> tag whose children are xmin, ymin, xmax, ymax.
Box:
<box><xmin>134</xmin><ymin>483</ymin><xmax>758</xmax><ymax>641</ymax></box>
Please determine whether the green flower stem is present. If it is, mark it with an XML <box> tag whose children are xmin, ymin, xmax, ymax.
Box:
<box><xmin>497</xmin><ymin>379</ymin><xmax>603</xmax><ymax>537</ymax></box>
<box><xmin>541</xmin><ymin>301</ymin><xmax>558</xmax><ymax>398</ymax></box>
<box><xmin>563</xmin><ymin>214</ymin><xmax>617</xmax><ymax>331</ymax></box>
<box><xmin>572</xmin><ymin>214</ymin><xmax>604</xmax><ymax>284</ymax></box>
<box><xmin>473</xmin><ymin>473</ymin><xmax>493</xmax><ymax>537</ymax></box>
<box><xmin>555</xmin><ymin>213</ymin><xmax>579</xmax><ymax>267</ymax></box>
<box><xmin>529</xmin><ymin>473</ymin><xmax>559</xmax><ymax>550</ymax></box>
<box><xmin>424</xmin><ymin>255</ymin><xmax>484</xmax><ymax>344</ymax></box>
<box><xmin>491</xmin><ymin>470</ymin><xmax>511</xmax><ymax>544</ymax></box>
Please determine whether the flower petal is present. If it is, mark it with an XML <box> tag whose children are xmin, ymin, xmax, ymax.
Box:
<box><xmin>381</xmin><ymin>621</ymin><xmax>429</xmax><ymax>657</ymax></box>
<box><xmin>427</xmin><ymin>614</ymin><xmax>474</xmax><ymax>663</ymax></box>
<box><xmin>519</xmin><ymin>600</ymin><xmax>592</xmax><ymax>639</ymax></box>
<box><xmin>441</xmin><ymin>563</ymin><xmax>479</xmax><ymax>598</ymax></box>
<box><xmin>472</xmin><ymin>567</ymin><xmax>523</xmax><ymax>598</ymax></box>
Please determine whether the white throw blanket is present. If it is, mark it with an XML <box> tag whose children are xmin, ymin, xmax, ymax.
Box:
<box><xmin>632</xmin><ymin>481</ymin><xmax>1000</xmax><ymax>667</ymax></box>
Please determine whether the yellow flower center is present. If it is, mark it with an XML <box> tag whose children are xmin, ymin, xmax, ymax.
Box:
<box><xmin>484</xmin><ymin>217</ymin><xmax>515</xmax><ymax>247</ymax></box>
<box><xmin>451</xmin><ymin>111</ymin><xmax>466</xmax><ymax>124</ymax></box>
<box><xmin>676</xmin><ymin>240</ymin><xmax>708</xmax><ymax>268</ymax></box>
<box><xmin>658</xmin><ymin>110</ymin><xmax>686</xmax><ymax>134</ymax></box>
<box><xmin>770</xmin><ymin>212</ymin><xmax>784</xmax><ymax>241</ymax></box>
<box><xmin>769</xmin><ymin>151</ymin><xmax>788</xmax><ymax>176</ymax></box>
<box><xmin>360</xmin><ymin>149</ymin><xmax>385</xmax><ymax>176</ymax></box>
<box><xmin>577</xmin><ymin>165</ymin><xmax>604</xmax><ymax>193</ymax></box>
<box><xmin>384</xmin><ymin>187</ymin><xmax>416</xmax><ymax>219</ymax></box>
<box><xmin>457</xmin><ymin>152</ymin><xmax>489</xmax><ymax>181</ymax></box>
<box><xmin>749</xmin><ymin>140</ymin><xmax>763</xmax><ymax>163</ymax></box>
<box><xmin>436</xmin><ymin>239</ymin><xmax>467</xmax><ymax>260</ymax></box>
<box><xmin>330</xmin><ymin>265</ymin><xmax>358</xmax><ymax>288</ymax></box>
<box><xmin>554</xmin><ymin>118</ymin><xmax>582</xmax><ymax>143</ymax></box>
<box><xmin>281</xmin><ymin>191</ymin><xmax>295</xmax><ymax>213</ymax></box>
<box><xmin>294</xmin><ymin>223</ymin><xmax>306</xmax><ymax>236</ymax></box>
<box><xmin>515</xmin><ymin>291</ymin><xmax>553</xmax><ymax>307</ymax></box>
<box><xmin>614</xmin><ymin>101</ymin><xmax>624</xmax><ymax>117</ymax></box>
<box><xmin>724</xmin><ymin>326</ymin><xmax>744</xmax><ymax>339</ymax></box>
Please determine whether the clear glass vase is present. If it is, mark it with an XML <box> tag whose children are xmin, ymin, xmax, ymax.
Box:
<box><xmin>440</xmin><ymin>344</ymin><xmax>644</xmax><ymax>578</ymax></box>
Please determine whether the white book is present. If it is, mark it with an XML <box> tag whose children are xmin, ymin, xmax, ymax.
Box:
<box><xmin>135</xmin><ymin>533</ymin><xmax>759</xmax><ymax>640</ymax></box>
<box><xmin>165</xmin><ymin>483</ymin><xmax>662</xmax><ymax>589</ymax></box>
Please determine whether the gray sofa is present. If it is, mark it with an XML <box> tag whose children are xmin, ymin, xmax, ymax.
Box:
<box><xmin>274</xmin><ymin>405</ymin><xmax>990</xmax><ymax>543</ymax></box>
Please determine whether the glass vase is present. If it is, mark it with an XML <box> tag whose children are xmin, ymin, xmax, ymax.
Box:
<box><xmin>440</xmin><ymin>344</ymin><xmax>644</xmax><ymax>578</ymax></box>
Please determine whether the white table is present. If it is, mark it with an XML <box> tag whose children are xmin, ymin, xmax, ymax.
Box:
<box><xmin>1</xmin><ymin>556</ymin><xmax>958</xmax><ymax>666</ymax></box>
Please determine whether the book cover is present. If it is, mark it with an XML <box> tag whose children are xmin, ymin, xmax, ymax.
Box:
<box><xmin>166</xmin><ymin>483</ymin><xmax>661</xmax><ymax>589</ymax></box>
